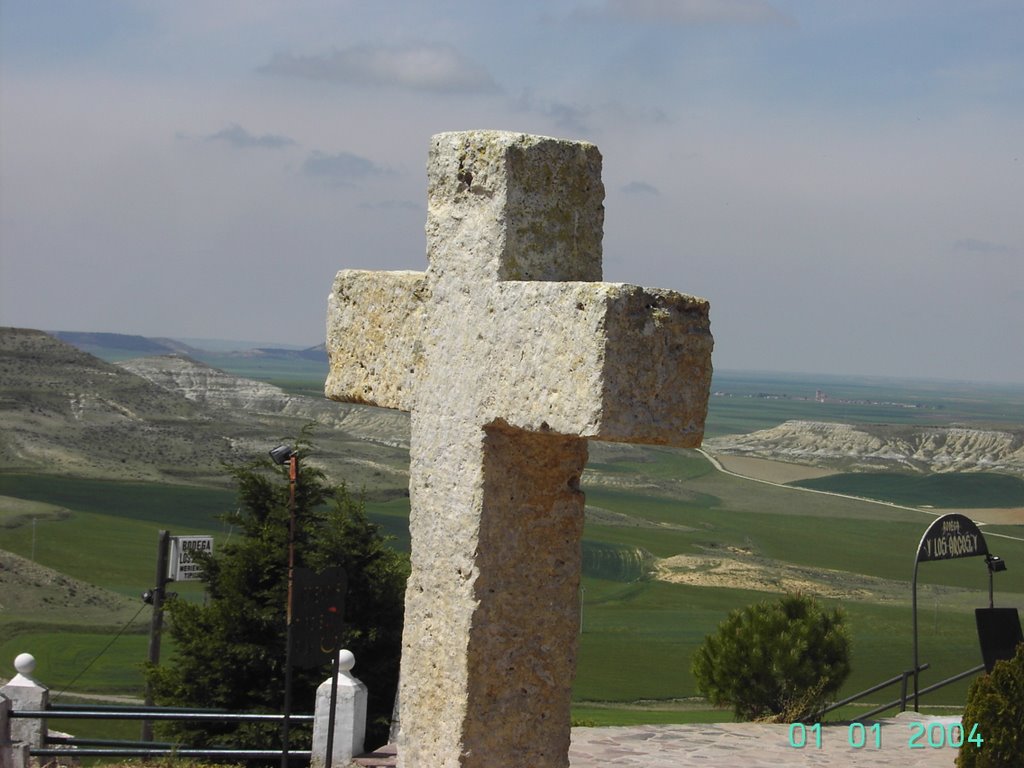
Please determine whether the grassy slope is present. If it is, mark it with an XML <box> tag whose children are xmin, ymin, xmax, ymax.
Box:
<box><xmin>573</xmin><ymin>453</ymin><xmax>1024</xmax><ymax>717</ymax></box>
<box><xmin>0</xmin><ymin>475</ymin><xmax>235</xmax><ymax>596</ymax></box>
<box><xmin>2</xmin><ymin>450</ymin><xmax>1020</xmax><ymax>719</ymax></box>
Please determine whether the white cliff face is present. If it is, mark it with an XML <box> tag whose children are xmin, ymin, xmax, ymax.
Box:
<box><xmin>118</xmin><ymin>355</ymin><xmax>411</xmax><ymax>449</ymax></box>
<box><xmin>120</xmin><ymin>355</ymin><xmax>298</xmax><ymax>413</ymax></box>
<box><xmin>706</xmin><ymin>420</ymin><xmax>1024</xmax><ymax>476</ymax></box>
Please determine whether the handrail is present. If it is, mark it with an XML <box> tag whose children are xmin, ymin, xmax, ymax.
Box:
<box><xmin>813</xmin><ymin>664</ymin><xmax>929</xmax><ymax>720</ymax></box>
<box><xmin>31</xmin><ymin>748</ymin><xmax>312</xmax><ymax>759</ymax></box>
<box><xmin>14</xmin><ymin>704</ymin><xmax>316</xmax><ymax>760</ymax></box>
<box><xmin>49</xmin><ymin>702</ymin><xmax>230</xmax><ymax>714</ymax></box>
<box><xmin>858</xmin><ymin>663</ymin><xmax>985</xmax><ymax>721</ymax></box>
<box><xmin>46</xmin><ymin>736</ymin><xmax>177</xmax><ymax>748</ymax></box>
<box><xmin>13</xmin><ymin>709</ymin><xmax>312</xmax><ymax>722</ymax></box>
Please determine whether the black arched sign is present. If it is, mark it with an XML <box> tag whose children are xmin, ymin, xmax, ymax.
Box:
<box><xmin>917</xmin><ymin>513</ymin><xmax>989</xmax><ymax>563</ymax></box>
<box><xmin>912</xmin><ymin>513</ymin><xmax>990</xmax><ymax>710</ymax></box>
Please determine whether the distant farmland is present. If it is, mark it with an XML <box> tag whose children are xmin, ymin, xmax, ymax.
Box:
<box><xmin>791</xmin><ymin>472</ymin><xmax>1024</xmax><ymax>508</ymax></box>
<box><xmin>3</xmin><ymin>345</ymin><xmax>1023</xmax><ymax>727</ymax></box>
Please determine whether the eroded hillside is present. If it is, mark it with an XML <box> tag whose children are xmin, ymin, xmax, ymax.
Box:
<box><xmin>0</xmin><ymin>327</ymin><xmax>239</xmax><ymax>483</ymax></box>
<box><xmin>119</xmin><ymin>354</ymin><xmax>410</xmax><ymax>448</ymax></box>
<box><xmin>0</xmin><ymin>328</ymin><xmax>410</xmax><ymax>491</ymax></box>
<box><xmin>705</xmin><ymin>419</ymin><xmax>1024</xmax><ymax>476</ymax></box>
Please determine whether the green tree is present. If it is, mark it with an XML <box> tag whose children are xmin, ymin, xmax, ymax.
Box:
<box><xmin>957</xmin><ymin>642</ymin><xmax>1024</xmax><ymax>768</ymax></box>
<box><xmin>146</xmin><ymin>446</ymin><xmax>409</xmax><ymax>751</ymax></box>
<box><xmin>692</xmin><ymin>593</ymin><xmax>851</xmax><ymax>721</ymax></box>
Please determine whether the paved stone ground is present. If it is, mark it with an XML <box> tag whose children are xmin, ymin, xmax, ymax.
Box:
<box><xmin>567</xmin><ymin>713</ymin><xmax>966</xmax><ymax>767</ymax></box>
<box><xmin>353</xmin><ymin>713</ymin><xmax>973</xmax><ymax>767</ymax></box>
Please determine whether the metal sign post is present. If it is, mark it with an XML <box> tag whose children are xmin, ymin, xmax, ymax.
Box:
<box><xmin>142</xmin><ymin>530</ymin><xmax>171</xmax><ymax>742</ymax></box>
<box><xmin>911</xmin><ymin>513</ymin><xmax>989</xmax><ymax>711</ymax></box>
<box><xmin>142</xmin><ymin>532</ymin><xmax>213</xmax><ymax>741</ymax></box>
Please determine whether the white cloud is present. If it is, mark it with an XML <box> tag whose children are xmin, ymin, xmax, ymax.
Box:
<box><xmin>953</xmin><ymin>238</ymin><xmax>1019</xmax><ymax>258</ymax></box>
<box><xmin>577</xmin><ymin>0</ymin><xmax>796</xmax><ymax>26</ymax></box>
<box><xmin>359</xmin><ymin>200</ymin><xmax>422</xmax><ymax>212</ymax></box>
<box><xmin>260</xmin><ymin>43</ymin><xmax>499</xmax><ymax>93</ymax></box>
<box><xmin>621</xmin><ymin>181</ymin><xmax>660</xmax><ymax>196</ymax></box>
<box><xmin>302</xmin><ymin>151</ymin><xmax>393</xmax><ymax>185</ymax></box>
<box><xmin>512</xmin><ymin>90</ymin><xmax>593</xmax><ymax>134</ymax></box>
<box><xmin>203</xmin><ymin>124</ymin><xmax>296</xmax><ymax>149</ymax></box>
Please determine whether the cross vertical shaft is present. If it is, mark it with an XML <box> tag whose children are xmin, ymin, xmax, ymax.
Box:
<box><xmin>325</xmin><ymin>130</ymin><xmax>713</xmax><ymax>768</ymax></box>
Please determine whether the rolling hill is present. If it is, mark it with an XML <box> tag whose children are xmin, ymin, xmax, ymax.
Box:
<box><xmin>705</xmin><ymin>419</ymin><xmax>1024</xmax><ymax>476</ymax></box>
<box><xmin>0</xmin><ymin>327</ymin><xmax>408</xmax><ymax>492</ymax></box>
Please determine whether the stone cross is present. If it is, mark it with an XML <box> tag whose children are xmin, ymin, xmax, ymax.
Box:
<box><xmin>325</xmin><ymin>130</ymin><xmax>713</xmax><ymax>768</ymax></box>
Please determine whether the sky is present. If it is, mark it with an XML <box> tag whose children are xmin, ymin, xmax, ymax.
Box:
<box><xmin>1</xmin><ymin>1</ymin><xmax>1022</xmax><ymax>383</ymax></box>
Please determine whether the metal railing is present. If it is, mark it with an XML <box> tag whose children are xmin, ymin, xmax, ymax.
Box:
<box><xmin>812</xmin><ymin>663</ymin><xmax>929</xmax><ymax>721</ymax></box>
<box><xmin>812</xmin><ymin>661</ymin><xmax>985</xmax><ymax>722</ymax></box>
<box><xmin>11</xmin><ymin>702</ymin><xmax>314</xmax><ymax>760</ymax></box>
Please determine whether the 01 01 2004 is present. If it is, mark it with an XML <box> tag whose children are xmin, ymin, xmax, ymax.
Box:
<box><xmin>787</xmin><ymin>721</ymin><xmax>983</xmax><ymax>751</ymax></box>
<box><xmin>907</xmin><ymin>721</ymin><xmax>983</xmax><ymax>750</ymax></box>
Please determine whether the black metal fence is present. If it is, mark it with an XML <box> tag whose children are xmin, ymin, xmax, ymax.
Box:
<box><xmin>11</xmin><ymin>702</ymin><xmax>314</xmax><ymax>761</ymax></box>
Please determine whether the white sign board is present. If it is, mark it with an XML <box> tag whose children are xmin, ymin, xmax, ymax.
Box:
<box><xmin>168</xmin><ymin>535</ymin><xmax>214</xmax><ymax>581</ymax></box>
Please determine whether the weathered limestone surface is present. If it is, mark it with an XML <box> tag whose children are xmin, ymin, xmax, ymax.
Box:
<box><xmin>326</xmin><ymin>270</ymin><xmax>428</xmax><ymax>412</ymax></box>
<box><xmin>325</xmin><ymin>130</ymin><xmax>713</xmax><ymax>768</ymax></box>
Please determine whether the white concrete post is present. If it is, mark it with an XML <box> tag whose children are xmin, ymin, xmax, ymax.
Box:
<box><xmin>0</xmin><ymin>654</ymin><xmax>48</xmax><ymax>749</ymax></box>
<box><xmin>1</xmin><ymin>692</ymin><xmax>30</xmax><ymax>768</ymax></box>
<box><xmin>311</xmin><ymin>650</ymin><xmax>367</xmax><ymax>768</ymax></box>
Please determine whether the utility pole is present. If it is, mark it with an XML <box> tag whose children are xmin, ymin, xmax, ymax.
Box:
<box><xmin>270</xmin><ymin>445</ymin><xmax>299</xmax><ymax>768</ymax></box>
<box><xmin>141</xmin><ymin>530</ymin><xmax>171</xmax><ymax>742</ymax></box>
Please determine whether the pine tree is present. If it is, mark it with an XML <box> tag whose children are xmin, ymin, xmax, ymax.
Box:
<box><xmin>146</xmin><ymin>445</ymin><xmax>409</xmax><ymax>751</ymax></box>
<box><xmin>692</xmin><ymin>594</ymin><xmax>851</xmax><ymax>721</ymax></box>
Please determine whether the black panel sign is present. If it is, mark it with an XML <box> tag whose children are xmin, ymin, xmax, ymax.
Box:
<box><xmin>917</xmin><ymin>513</ymin><xmax>989</xmax><ymax>563</ymax></box>
<box><xmin>975</xmin><ymin>607</ymin><xmax>1023</xmax><ymax>673</ymax></box>
<box><xmin>293</xmin><ymin>566</ymin><xmax>347</xmax><ymax>667</ymax></box>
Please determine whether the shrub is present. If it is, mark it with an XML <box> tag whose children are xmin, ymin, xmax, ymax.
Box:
<box><xmin>957</xmin><ymin>642</ymin><xmax>1024</xmax><ymax>768</ymax></box>
<box><xmin>692</xmin><ymin>593</ymin><xmax>850</xmax><ymax>721</ymax></box>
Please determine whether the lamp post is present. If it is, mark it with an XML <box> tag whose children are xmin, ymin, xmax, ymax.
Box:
<box><xmin>911</xmin><ymin>513</ymin><xmax>989</xmax><ymax>712</ymax></box>
<box><xmin>985</xmin><ymin>554</ymin><xmax>1007</xmax><ymax>609</ymax></box>
<box><xmin>270</xmin><ymin>444</ymin><xmax>298</xmax><ymax>768</ymax></box>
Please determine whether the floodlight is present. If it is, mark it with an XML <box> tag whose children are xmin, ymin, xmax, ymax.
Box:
<box><xmin>986</xmin><ymin>554</ymin><xmax>1007</xmax><ymax>573</ymax></box>
<box><xmin>269</xmin><ymin>444</ymin><xmax>295</xmax><ymax>465</ymax></box>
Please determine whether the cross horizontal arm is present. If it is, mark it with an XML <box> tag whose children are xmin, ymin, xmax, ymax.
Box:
<box><xmin>482</xmin><ymin>281</ymin><xmax>712</xmax><ymax>446</ymax></box>
<box><xmin>327</xmin><ymin>269</ymin><xmax>712</xmax><ymax>447</ymax></box>
<box><xmin>325</xmin><ymin>270</ymin><xmax>428</xmax><ymax>411</ymax></box>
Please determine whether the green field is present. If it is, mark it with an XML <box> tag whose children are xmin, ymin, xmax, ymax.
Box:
<box><xmin>3</xmin><ymin>448</ymin><xmax>1021</xmax><ymax>726</ymax></box>
<box><xmin>791</xmin><ymin>472</ymin><xmax>1024</xmax><ymax>508</ymax></box>
<box><xmin>2</xmin><ymin>368</ymin><xmax>1023</xmax><ymax>734</ymax></box>
<box><xmin>571</xmin><ymin>456</ymin><xmax>1023</xmax><ymax>715</ymax></box>
<box><xmin>0</xmin><ymin>630</ymin><xmax>150</xmax><ymax>696</ymax></box>
<box><xmin>0</xmin><ymin>475</ymin><xmax>234</xmax><ymax>597</ymax></box>
<box><xmin>706</xmin><ymin>370</ymin><xmax>1024</xmax><ymax>436</ymax></box>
